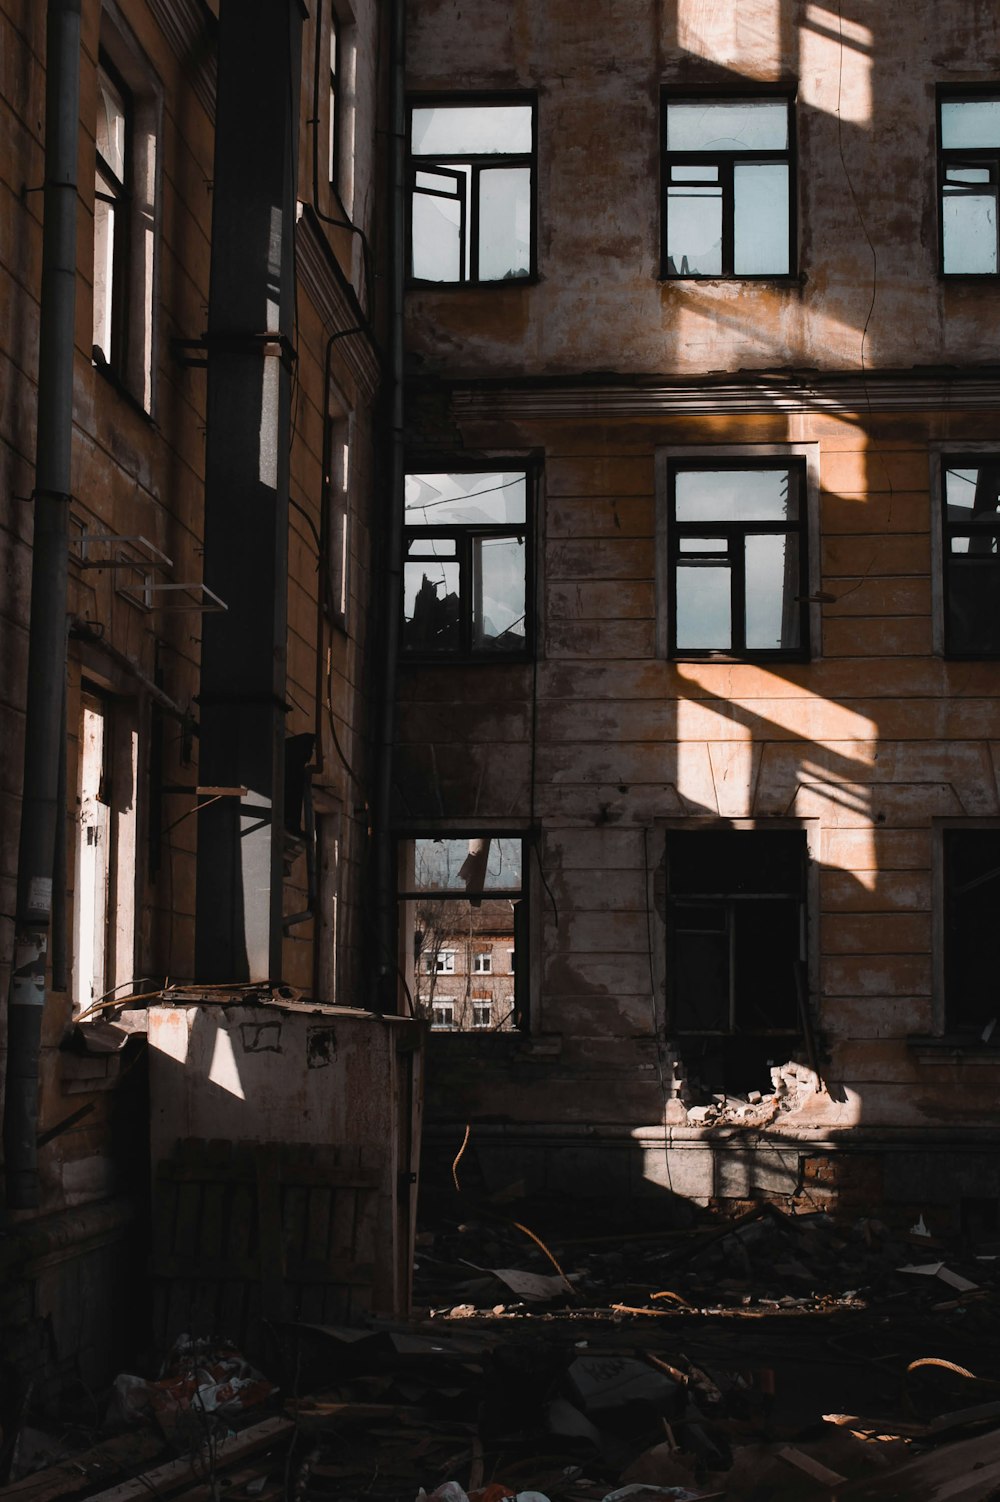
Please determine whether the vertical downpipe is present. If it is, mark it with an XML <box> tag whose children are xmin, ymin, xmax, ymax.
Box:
<box><xmin>373</xmin><ymin>0</ymin><xmax>406</xmax><ymax>1011</ymax></box>
<box><xmin>3</xmin><ymin>0</ymin><xmax>81</xmax><ymax>1210</ymax></box>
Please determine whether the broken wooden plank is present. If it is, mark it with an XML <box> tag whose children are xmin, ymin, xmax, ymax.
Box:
<box><xmin>0</xmin><ymin>1433</ymin><xmax>164</xmax><ymax>1502</ymax></box>
<box><xmin>85</xmin><ymin>1416</ymin><xmax>294</xmax><ymax>1502</ymax></box>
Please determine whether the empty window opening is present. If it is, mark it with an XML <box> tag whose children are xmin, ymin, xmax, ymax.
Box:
<box><xmin>668</xmin><ymin>460</ymin><xmax>809</xmax><ymax>658</ymax></box>
<box><xmin>409</xmin><ymin>100</ymin><xmax>535</xmax><ymax>283</ymax></box>
<box><xmin>667</xmin><ymin>829</ymin><xmax>807</xmax><ymax>1098</ymax></box>
<box><xmin>941</xmin><ymin>457</ymin><xmax>1000</xmax><ymax>656</ymax></box>
<box><xmin>403</xmin><ymin>470</ymin><xmax>529</xmax><ymax>657</ymax></box>
<box><xmin>939</xmin><ymin>93</ymin><xmax>1000</xmax><ymax>276</ymax></box>
<box><xmin>399</xmin><ymin>836</ymin><xmax>526</xmax><ymax>1033</ymax></box>
<box><xmin>943</xmin><ymin>828</ymin><xmax>1000</xmax><ymax>1034</ymax></box>
<box><xmin>663</xmin><ymin>96</ymin><xmax>794</xmax><ymax>278</ymax></box>
<box><xmin>74</xmin><ymin>690</ymin><xmax>139</xmax><ymax>1014</ymax></box>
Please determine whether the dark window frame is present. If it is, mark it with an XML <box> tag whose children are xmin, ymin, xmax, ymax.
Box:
<box><xmin>407</xmin><ymin>91</ymin><xmax>538</xmax><ymax>287</ymax></box>
<box><xmin>399</xmin><ymin>831</ymin><xmax>530</xmax><ymax>1033</ymax></box>
<box><xmin>666</xmin><ymin>456</ymin><xmax>810</xmax><ymax>661</ymax></box>
<box><xmin>666</xmin><ymin>828</ymin><xmax>808</xmax><ymax>1040</ymax></box>
<box><xmin>661</xmin><ymin>90</ymin><xmax>797</xmax><ymax>281</ymax></box>
<box><xmin>942</xmin><ymin>826</ymin><xmax>1000</xmax><ymax>1033</ymax></box>
<box><xmin>940</xmin><ymin>451</ymin><xmax>1000</xmax><ymax>659</ymax></box>
<box><xmin>94</xmin><ymin>50</ymin><xmax>133</xmax><ymax>378</ymax></box>
<box><xmin>937</xmin><ymin>87</ymin><xmax>1000</xmax><ymax>279</ymax></box>
<box><xmin>401</xmin><ymin>463</ymin><xmax>535</xmax><ymax>662</ymax></box>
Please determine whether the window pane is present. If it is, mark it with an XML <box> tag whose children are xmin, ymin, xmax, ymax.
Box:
<box><xmin>733</xmin><ymin>162</ymin><xmax>789</xmax><ymax>274</ymax></box>
<box><xmin>676</xmin><ymin>561</ymin><xmax>731</xmax><ymax>649</ymax></box>
<box><xmin>478</xmin><ymin>166</ymin><xmax>531</xmax><ymax>280</ymax></box>
<box><xmin>950</xmin><ymin>535</ymin><xmax>999</xmax><ymax>554</ymax></box>
<box><xmin>745</xmin><ymin>532</ymin><xmax>799</xmax><ymax>649</ymax></box>
<box><xmin>97</xmin><ymin>72</ymin><xmax>126</xmax><ymax>180</ymax></box>
<box><xmin>405</xmin><ymin>471</ymin><xmax>526</xmax><ymax>526</ymax></box>
<box><xmin>412</xmin><ymin>104</ymin><xmax>532</xmax><ymax>157</ymax></box>
<box><xmin>666</xmin><ymin>186</ymin><xmax>722</xmax><ymax>275</ymax></box>
<box><xmin>947</xmin><ymin>558</ymin><xmax>1000</xmax><ymax>654</ymax></box>
<box><xmin>674</xmin><ymin>467</ymin><xmax>797</xmax><ymax>522</ymax></box>
<box><xmin>945</xmin><ymin>463</ymin><xmax>1000</xmax><ymax>521</ymax></box>
<box><xmin>412</xmin><ymin>837</ymin><xmax>522</xmax><ymax>892</ymax></box>
<box><xmin>403</xmin><ymin>559</ymin><xmax>460</xmax><ymax>651</ymax></box>
<box><xmin>93</xmin><ymin>189</ymin><xmax>115</xmax><ymax>360</ymax></box>
<box><xmin>666</xmin><ymin>99</ymin><xmax>788</xmax><ymax>152</ymax></box>
<box><xmin>942</xmin><ymin>188</ymin><xmax>998</xmax><ymax>274</ymax></box>
<box><xmin>945</xmin><ymin>830</ymin><xmax>1000</xmax><ymax>1028</ymax></box>
<box><xmin>408</xmin><ymin>537</ymin><xmax>456</xmax><ymax>558</ymax></box>
<box><xmin>673</xmin><ymin>923</ymin><xmax>730</xmax><ymax>1030</ymax></box>
<box><xmin>415</xmin><ymin>169</ymin><xmax>460</xmax><ymax>192</ymax></box>
<box><xmin>941</xmin><ymin>99</ymin><xmax>1000</xmax><ymax>150</ymax></box>
<box><xmin>947</xmin><ymin>167</ymin><xmax>992</xmax><ymax>184</ymax></box>
<box><xmin>678</xmin><ymin>537</ymin><xmax>727</xmax><ymax>552</ymax></box>
<box><xmin>411</xmin><ymin>190</ymin><xmax>462</xmax><ymax>280</ymax></box>
<box><xmin>672</xmin><ymin>164</ymin><xmax>719</xmax><ymax>182</ymax></box>
<box><xmin>472</xmin><ymin>535</ymin><xmax>525</xmax><ymax>651</ymax></box>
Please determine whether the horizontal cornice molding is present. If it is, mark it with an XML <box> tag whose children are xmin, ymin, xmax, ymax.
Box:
<box><xmin>147</xmin><ymin>0</ymin><xmax>217</xmax><ymax>118</ymax></box>
<box><xmin>448</xmin><ymin>371</ymin><xmax>1000</xmax><ymax>420</ymax></box>
<box><xmin>296</xmin><ymin>213</ymin><xmax>381</xmax><ymax>402</ymax></box>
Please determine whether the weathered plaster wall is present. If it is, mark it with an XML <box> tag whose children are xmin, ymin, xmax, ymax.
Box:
<box><xmin>404</xmin><ymin>0</ymin><xmax>1000</xmax><ymax>379</ymax></box>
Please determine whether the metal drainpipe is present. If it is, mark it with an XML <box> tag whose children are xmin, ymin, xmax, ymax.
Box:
<box><xmin>3</xmin><ymin>0</ymin><xmax>81</xmax><ymax>1210</ymax></box>
<box><xmin>373</xmin><ymin>0</ymin><xmax>406</xmax><ymax>1013</ymax></box>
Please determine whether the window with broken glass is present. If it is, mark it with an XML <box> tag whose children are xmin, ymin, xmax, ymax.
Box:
<box><xmin>667</xmin><ymin>460</ymin><xmax>808</xmax><ymax>659</ymax></box>
<box><xmin>94</xmin><ymin>58</ymin><xmax>131</xmax><ymax>374</ymax></box>
<box><xmin>399</xmin><ymin>836</ymin><xmax>527</xmax><ymax>1033</ymax></box>
<box><xmin>941</xmin><ymin>457</ymin><xmax>1000</xmax><ymax>656</ymax></box>
<box><xmin>943</xmin><ymin>828</ymin><xmax>1000</xmax><ymax>1034</ymax></box>
<box><xmin>663</xmin><ymin>96</ymin><xmax>795</xmax><ymax>278</ymax></box>
<box><xmin>667</xmin><ymin>829</ymin><xmax>807</xmax><ymax>1098</ymax></box>
<box><xmin>403</xmin><ymin>470</ymin><xmax>529</xmax><ymax>657</ymax></box>
<box><xmin>409</xmin><ymin>99</ymin><xmax>535</xmax><ymax>283</ymax></box>
<box><xmin>939</xmin><ymin>93</ymin><xmax>1000</xmax><ymax>276</ymax></box>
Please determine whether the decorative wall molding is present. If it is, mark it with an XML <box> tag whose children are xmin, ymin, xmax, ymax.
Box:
<box><xmin>296</xmin><ymin>213</ymin><xmax>381</xmax><ymax>402</ymax></box>
<box><xmin>449</xmin><ymin>372</ymin><xmax>1000</xmax><ymax>421</ymax></box>
<box><xmin>146</xmin><ymin>0</ymin><xmax>216</xmax><ymax>118</ymax></box>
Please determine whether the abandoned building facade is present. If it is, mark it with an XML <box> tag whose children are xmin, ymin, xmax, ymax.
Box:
<box><xmin>3</xmin><ymin>0</ymin><xmax>1000</xmax><ymax>1401</ymax></box>
<box><xmin>400</xmin><ymin>0</ymin><xmax>1000</xmax><ymax>1222</ymax></box>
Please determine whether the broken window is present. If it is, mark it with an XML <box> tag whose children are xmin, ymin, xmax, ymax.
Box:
<box><xmin>399</xmin><ymin>836</ymin><xmax>527</xmax><ymax>1032</ymax></box>
<box><xmin>939</xmin><ymin>94</ymin><xmax>1000</xmax><ymax>275</ymax></box>
<box><xmin>92</xmin><ymin>26</ymin><xmax>159</xmax><ymax>409</ymax></box>
<box><xmin>941</xmin><ymin>456</ymin><xmax>1000</xmax><ymax>655</ymax></box>
<box><xmin>667</xmin><ymin>460</ymin><xmax>808</xmax><ymax>658</ymax></box>
<box><xmin>403</xmin><ymin>470</ymin><xmax>529</xmax><ymax>657</ymax></box>
<box><xmin>409</xmin><ymin>100</ymin><xmax>535</xmax><ymax>283</ymax></box>
<box><xmin>667</xmin><ymin>829</ymin><xmax>807</xmax><ymax>1097</ymax></box>
<box><xmin>93</xmin><ymin>59</ymin><xmax>130</xmax><ymax>373</ymax></box>
<box><xmin>663</xmin><ymin>96</ymin><xmax>794</xmax><ymax>278</ymax></box>
<box><xmin>943</xmin><ymin>828</ymin><xmax>1000</xmax><ymax>1033</ymax></box>
<box><xmin>74</xmin><ymin>689</ymin><xmax>139</xmax><ymax>1014</ymax></box>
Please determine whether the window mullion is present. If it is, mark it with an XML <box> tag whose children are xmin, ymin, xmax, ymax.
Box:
<box><xmin>469</xmin><ymin>162</ymin><xmax>481</xmax><ymax>282</ymax></box>
<box><xmin>721</xmin><ymin>158</ymin><xmax>735</xmax><ymax>276</ymax></box>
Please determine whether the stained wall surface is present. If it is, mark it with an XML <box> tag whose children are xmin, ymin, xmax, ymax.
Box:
<box><xmin>399</xmin><ymin>0</ymin><xmax>1000</xmax><ymax>1218</ymax></box>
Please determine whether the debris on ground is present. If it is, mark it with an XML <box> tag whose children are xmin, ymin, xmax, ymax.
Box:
<box><xmin>3</xmin><ymin>1195</ymin><xmax>1000</xmax><ymax>1501</ymax></box>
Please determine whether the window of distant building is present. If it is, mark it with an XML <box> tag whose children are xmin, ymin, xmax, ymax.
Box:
<box><xmin>408</xmin><ymin>98</ymin><xmax>535</xmax><ymax>283</ymax></box>
<box><xmin>666</xmin><ymin>827</ymin><xmax>808</xmax><ymax>1096</ymax></box>
<box><xmin>432</xmin><ymin>1002</ymin><xmax>456</xmax><ymax>1030</ymax></box>
<box><xmin>662</xmin><ymin>95</ymin><xmax>795</xmax><ymax>278</ymax></box>
<box><xmin>402</xmin><ymin>470</ymin><xmax>530</xmax><ymax>658</ymax></box>
<box><xmin>399</xmin><ymin>835</ymin><xmax>527</xmax><ymax>1033</ymax></box>
<box><xmin>939</xmin><ymin>92</ymin><xmax>1000</xmax><ymax>276</ymax></box>
<box><xmin>939</xmin><ymin>455</ymin><xmax>1000</xmax><ymax>656</ymax></box>
<box><xmin>942</xmin><ymin>828</ymin><xmax>1000</xmax><ymax>1033</ymax></box>
<box><xmin>662</xmin><ymin>457</ymin><xmax>810</xmax><ymax>659</ymax></box>
<box><xmin>92</xmin><ymin>23</ymin><xmax>160</xmax><ymax>409</ymax></box>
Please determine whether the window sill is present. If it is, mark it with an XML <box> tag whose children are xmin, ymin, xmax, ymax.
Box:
<box><xmin>659</xmin><ymin>273</ymin><xmax>804</xmax><ymax>286</ymax></box>
<box><xmin>92</xmin><ymin>354</ymin><xmax>154</xmax><ymax>423</ymax></box>
<box><xmin>400</xmin><ymin>651</ymin><xmax>533</xmax><ymax>667</ymax></box>
<box><xmin>670</xmin><ymin>650</ymin><xmax>811</xmax><ymax>664</ymax></box>
<box><xmin>407</xmin><ymin>275</ymin><xmax>539</xmax><ymax>292</ymax></box>
<box><xmin>907</xmin><ymin>1033</ymin><xmax>1000</xmax><ymax>1060</ymax></box>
